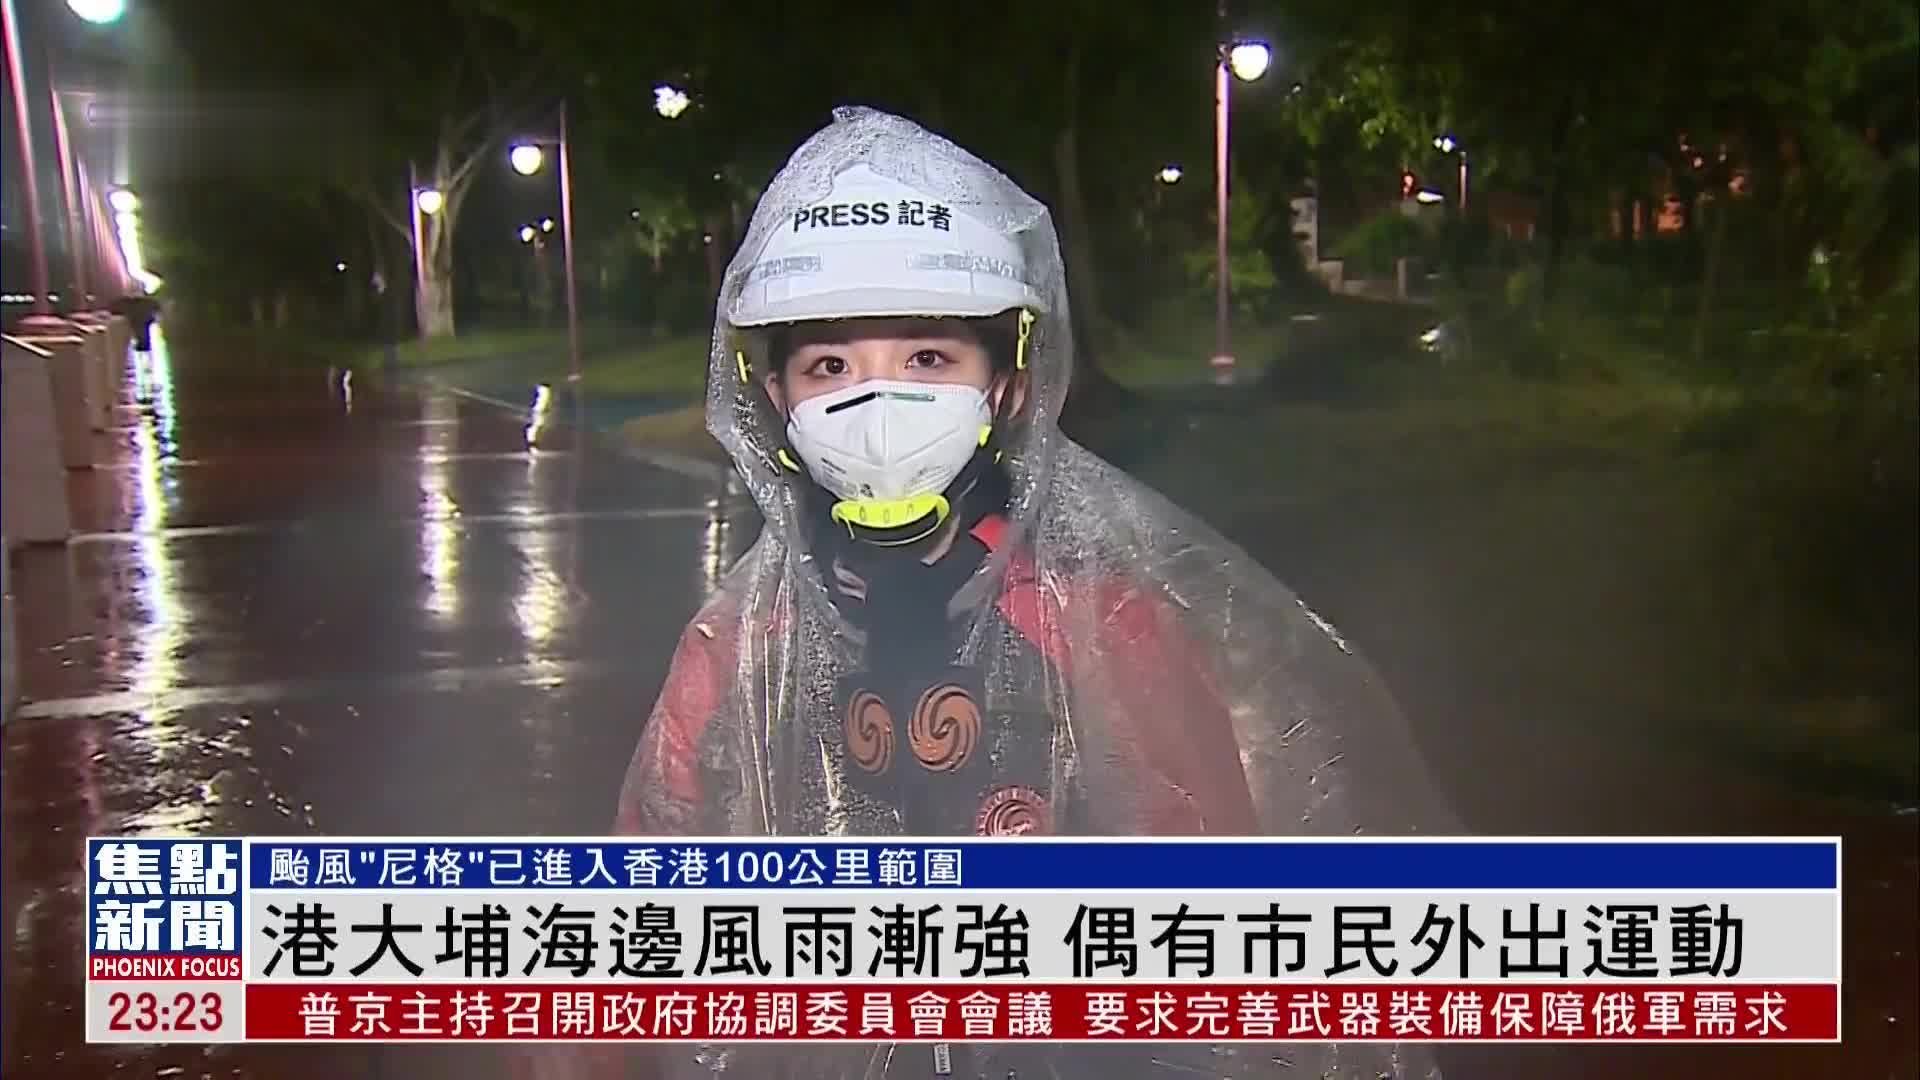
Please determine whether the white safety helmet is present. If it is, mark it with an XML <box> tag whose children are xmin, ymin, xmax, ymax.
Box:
<box><xmin>728</xmin><ymin>164</ymin><xmax>1047</xmax><ymax>329</ymax></box>
<box><xmin>728</xmin><ymin>164</ymin><xmax>1044</xmax><ymax>546</ymax></box>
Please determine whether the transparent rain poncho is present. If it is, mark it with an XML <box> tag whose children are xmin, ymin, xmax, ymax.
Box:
<box><xmin>528</xmin><ymin>107</ymin><xmax>1456</xmax><ymax>1080</ymax></box>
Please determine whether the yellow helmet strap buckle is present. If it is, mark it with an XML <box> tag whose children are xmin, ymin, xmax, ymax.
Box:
<box><xmin>830</xmin><ymin>493</ymin><xmax>952</xmax><ymax>547</ymax></box>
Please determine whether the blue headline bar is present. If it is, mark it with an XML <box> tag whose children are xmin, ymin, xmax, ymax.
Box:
<box><xmin>242</xmin><ymin>840</ymin><xmax>1838</xmax><ymax>891</ymax></box>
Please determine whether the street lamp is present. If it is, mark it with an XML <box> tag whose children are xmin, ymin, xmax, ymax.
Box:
<box><xmin>335</xmin><ymin>261</ymin><xmax>348</xmax><ymax>272</ymax></box>
<box><xmin>1158</xmin><ymin>165</ymin><xmax>1183</xmax><ymax>184</ymax></box>
<box><xmin>52</xmin><ymin>85</ymin><xmax>146</xmax><ymax>304</ymax></box>
<box><xmin>12</xmin><ymin>1</ymin><xmax>135</xmax><ymax>317</ymax></box>
<box><xmin>507</xmin><ymin>102</ymin><xmax>582</xmax><ymax>381</ymax></box>
<box><xmin>1227</xmin><ymin>42</ymin><xmax>1272</xmax><ymax>81</ymax></box>
<box><xmin>519</xmin><ymin>225</ymin><xmax>537</xmax><ymax>244</ymax></box>
<box><xmin>508</xmin><ymin>143</ymin><xmax>544</xmax><ymax>177</ymax></box>
<box><xmin>108</xmin><ymin>187</ymin><xmax>137</xmax><ymax>213</ymax></box>
<box><xmin>4</xmin><ymin>0</ymin><xmax>68</xmax><ymax>316</ymax></box>
<box><xmin>406</xmin><ymin>166</ymin><xmax>444</xmax><ymax>341</ymax></box>
<box><xmin>1212</xmin><ymin>33</ymin><xmax>1271</xmax><ymax>376</ymax></box>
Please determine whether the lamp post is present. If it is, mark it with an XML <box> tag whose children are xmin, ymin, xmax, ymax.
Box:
<box><xmin>408</xmin><ymin>164</ymin><xmax>443</xmax><ymax>342</ymax></box>
<box><xmin>3</xmin><ymin>0</ymin><xmax>56</xmax><ymax>317</ymax></box>
<box><xmin>4</xmin><ymin>0</ymin><xmax>129</xmax><ymax>320</ymax></box>
<box><xmin>50</xmin><ymin>87</ymin><xmax>94</xmax><ymax>304</ymax></box>
<box><xmin>1213</xmin><ymin>32</ymin><xmax>1271</xmax><ymax>377</ymax></box>
<box><xmin>1434</xmin><ymin>134</ymin><xmax>1468</xmax><ymax>211</ymax></box>
<box><xmin>508</xmin><ymin>101</ymin><xmax>580</xmax><ymax>382</ymax></box>
<box><xmin>518</xmin><ymin>223</ymin><xmax>557</xmax><ymax>326</ymax></box>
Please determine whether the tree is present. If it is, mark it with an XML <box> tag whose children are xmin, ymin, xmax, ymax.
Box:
<box><xmin>486</xmin><ymin>0</ymin><xmax>1230</xmax><ymax>407</ymax></box>
<box><xmin>141</xmin><ymin>0</ymin><xmax>553</xmax><ymax>339</ymax></box>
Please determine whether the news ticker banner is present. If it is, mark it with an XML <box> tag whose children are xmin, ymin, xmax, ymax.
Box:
<box><xmin>86</xmin><ymin>837</ymin><xmax>1841</xmax><ymax>1045</ymax></box>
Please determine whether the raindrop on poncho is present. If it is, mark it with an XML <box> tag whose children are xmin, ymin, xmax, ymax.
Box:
<box><xmin>526</xmin><ymin>106</ymin><xmax>1457</xmax><ymax>1080</ymax></box>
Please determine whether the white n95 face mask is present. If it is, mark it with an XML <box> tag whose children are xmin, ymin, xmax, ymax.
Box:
<box><xmin>785</xmin><ymin>379</ymin><xmax>992</xmax><ymax>537</ymax></box>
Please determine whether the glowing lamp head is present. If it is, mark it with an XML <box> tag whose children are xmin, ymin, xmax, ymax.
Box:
<box><xmin>540</xmin><ymin>218</ymin><xmax>555</xmax><ymax>233</ymax></box>
<box><xmin>108</xmin><ymin>188</ymin><xmax>138</xmax><ymax>213</ymax></box>
<box><xmin>509</xmin><ymin>144</ymin><xmax>545</xmax><ymax>176</ymax></box>
<box><xmin>1227</xmin><ymin>42</ymin><xmax>1272</xmax><ymax>82</ymax></box>
<box><xmin>519</xmin><ymin>225</ymin><xmax>537</xmax><ymax>243</ymax></box>
<box><xmin>654</xmin><ymin>85</ymin><xmax>691</xmax><ymax>119</ymax></box>
<box><xmin>1158</xmin><ymin>165</ymin><xmax>1184</xmax><ymax>184</ymax></box>
<box><xmin>414</xmin><ymin>189</ymin><xmax>444</xmax><ymax>215</ymax></box>
<box><xmin>1435</xmin><ymin>135</ymin><xmax>1459</xmax><ymax>154</ymax></box>
<box><xmin>67</xmin><ymin>0</ymin><xmax>126</xmax><ymax>25</ymax></box>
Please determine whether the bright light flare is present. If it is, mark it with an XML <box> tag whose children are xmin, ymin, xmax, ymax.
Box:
<box><xmin>415</xmin><ymin>189</ymin><xmax>444</xmax><ymax>215</ymax></box>
<box><xmin>113</xmin><ymin>207</ymin><xmax>160</xmax><ymax>293</ymax></box>
<box><xmin>1415</xmin><ymin>189</ymin><xmax>1446</xmax><ymax>205</ymax></box>
<box><xmin>67</xmin><ymin>0</ymin><xmax>126</xmax><ymax>24</ymax></box>
<box><xmin>654</xmin><ymin>85</ymin><xmax>691</xmax><ymax>119</ymax></box>
<box><xmin>519</xmin><ymin>225</ymin><xmax>537</xmax><ymax>243</ymax></box>
<box><xmin>509</xmin><ymin>144</ymin><xmax>545</xmax><ymax>175</ymax></box>
<box><xmin>1434</xmin><ymin>135</ymin><xmax>1459</xmax><ymax>154</ymax></box>
<box><xmin>540</xmin><ymin>218</ymin><xmax>554</xmax><ymax>233</ymax></box>
<box><xmin>1158</xmin><ymin>165</ymin><xmax>1184</xmax><ymax>184</ymax></box>
<box><xmin>108</xmin><ymin>187</ymin><xmax>138</xmax><ymax>213</ymax></box>
<box><xmin>525</xmin><ymin>383</ymin><xmax>553</xmax><ymax>446</ymax></box>
<box><xmin>1227</xmin><ymin>42</ymin><xmax>1272</xmax><ymax>82</ymax></box>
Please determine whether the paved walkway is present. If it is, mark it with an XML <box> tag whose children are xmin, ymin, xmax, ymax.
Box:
<box><xmin>1</xmin><ymin>330</ymin><xmax>750</xmax><ymax>1078</ymax></box>
<box><xmin>1</xmin><ymin>329</ymin><xmax>1911</xmax><ymax>1079</ymax></box>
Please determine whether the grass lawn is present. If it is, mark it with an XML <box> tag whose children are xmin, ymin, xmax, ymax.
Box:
<box><xmin>355</xmin><ymin>325</ymin><xmax>712</xmax><ymax>396</ymax></box>
<box><xmin>1137</xmin><ymin>376</ymin><xmax>1916</xmax><ymax>810</ymax></box>
<box><xmin>584</xmin><ymin>334</ymin><xmax>710</xmax><ymax>396</ymax></box>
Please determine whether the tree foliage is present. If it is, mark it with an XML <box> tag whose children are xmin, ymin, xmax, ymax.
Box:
<box><xmin>128</xmin><ymin>0</ymin><xmax>1915</xmax><ymax>387</ymax></box>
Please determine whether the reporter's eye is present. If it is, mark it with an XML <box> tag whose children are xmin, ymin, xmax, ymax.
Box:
<box><xmin>803</xmin><ymin>355</ymin><xmax>848</xmax><ymax>377</ymax></box>
<box><xmin>907</xmin><ymin>349</ymin><xmax>948</xmax><ymax>369</ymax></box>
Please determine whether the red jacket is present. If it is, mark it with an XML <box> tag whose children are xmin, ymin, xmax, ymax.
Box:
<box><xmin>523</xmin><ymin>521</ymin><xmax>1260</xmax><ymax>1080</ymax></box>
<box><xmin>614</xmin><ymin>515</ymin><xmax>1259</xmax><ymax>837</ymax></box>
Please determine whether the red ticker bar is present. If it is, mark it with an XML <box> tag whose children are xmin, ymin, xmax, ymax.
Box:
<box><xmin>245</xmin><ymin>982</ymin><xmax>1838</xmax><ymax>1042</ymax></box>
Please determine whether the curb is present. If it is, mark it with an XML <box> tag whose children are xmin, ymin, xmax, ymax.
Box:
<box><xmin>433</xmin><ymin>381</ymin><xmax>734</xmax><ymax>486</ymax></box>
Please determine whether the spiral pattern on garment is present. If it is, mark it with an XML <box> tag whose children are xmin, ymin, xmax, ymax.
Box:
<box><xmin>844</xmin><ymin>690</ymin><xmax>893</xmax><ymax>773</ymax></box>
<box><xmin>908</xmin><ymin>684</ymin><xmax>980</xmax><ymax>772</ymax></box>
<box><xmin>974</xmin><ymin>785</ymin><xmax>1047</xmax><ymax>836</ymax></box>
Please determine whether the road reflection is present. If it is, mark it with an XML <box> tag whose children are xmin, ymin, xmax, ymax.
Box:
<box><xmin>118</xmin><ymin>328</ymin><xmax>223</xmax><ymax>834</ymax></box>
<box><xmin>418</xmin><ymin>391</ymin><xmax>463</xmax><ymax>625</ymax></box>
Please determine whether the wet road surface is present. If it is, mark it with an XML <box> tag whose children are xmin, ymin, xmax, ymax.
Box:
<box><xmin>2</xmin><ymin>332</ymin><xmax>752</xmax><ymax>1078</ymax></box>
<box><xmin>4</xmin><ymin>332</ymin><xmax>1914</xmax><ymax>1079</ymax></box>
